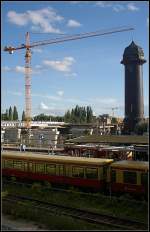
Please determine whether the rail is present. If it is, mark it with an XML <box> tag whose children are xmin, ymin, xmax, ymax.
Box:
<box><xmin>3</xmin><ymin>193</ymin><xmax>147</xmax><ymax>230</ymax></box>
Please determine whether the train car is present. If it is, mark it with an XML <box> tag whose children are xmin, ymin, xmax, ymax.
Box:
<box><xmin>2</xmin><ymin>152</ymin><xmax>113</xmax><ymax>191</ymax></box>
<box><xmin>109</xmin><ymin>160</ymin><xmax>148</xmax><ymax>197</ymax></box>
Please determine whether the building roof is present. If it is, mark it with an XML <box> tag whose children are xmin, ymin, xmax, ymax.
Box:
<box><xmin>110</xmin><ymin>160</ymin><xmax>149</xmax><ymax>171</ymax></box>
<box><xmin>66</xmin><ymin>135</ymin><xmax>148</xmax><ymax>145</ymax></box>
<box><xmin>2</xmin><ymin>152</ymin><xmax>113</xmax><ymax>166</ymax></box>
<box><xmin>121</xmin><ymin>41</ymin><xmax>146</xmax><ymax>63</ymax></box>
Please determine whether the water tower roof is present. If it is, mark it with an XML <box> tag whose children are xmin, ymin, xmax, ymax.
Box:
<box><xmin>121</xmin><ymin>41</ymin><xmax>146</xmax><ymax>64</ymax></box>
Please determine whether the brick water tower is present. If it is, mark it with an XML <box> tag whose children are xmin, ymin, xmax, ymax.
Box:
<box><xmin>121</xmin><ymin>41</ymin><xmax>146</xmax><ymax>134</ymax></box>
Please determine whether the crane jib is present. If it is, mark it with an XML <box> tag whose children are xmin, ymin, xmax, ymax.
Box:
<box><xmin>30</xmin><ymin>27</ymin><xmax>134</xmax><ymax>48</ymax></box>
<box><xmin>4</xmin><ymin>27</ymin><xmax>134</xmax><ymax>51</ymax></box>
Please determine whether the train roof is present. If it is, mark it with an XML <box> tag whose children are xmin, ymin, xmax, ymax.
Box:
<box><xmin>110</xmin><ymin>160</ymin><xmax>149</xmax><ymax>171</ymax></box>
<box><xmin>2</xmin><ymin>152</ymin><xmax>113</xmax><ymax>166</ymax></box>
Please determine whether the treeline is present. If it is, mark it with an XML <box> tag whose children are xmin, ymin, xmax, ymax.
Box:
<box><xmin>32</xmin><ymin>105</ymin><xmax>94</xmax><ymax>123</ymax></box>
<box><xmin>33</xmin><ymin>114</ymin><xmax>64</xmax><ymax>122</ymax></box>
<box><xmin>1</xmin><ymin>106</ymin><xmax>19</xmax><ymax>121</ymax></box>
<box><xmin>2</xmin><ymin>105</ymin><xmax>94</xmax><ymax>123</ymax></box>
<box><xmin>64</xmin><ymin>105</ymin><xmax>93</xmax><ymax>123</ymax></box>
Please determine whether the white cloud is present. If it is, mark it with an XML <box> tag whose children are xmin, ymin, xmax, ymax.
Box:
<box><xmin>2</xmin><ymin>66</ymin><xmax>11</xmax><ymax>72</ymax></box>
<box><xmin>43</xmin><ymin>56</ymin><xmax>75</xmax><ymax>72</ymax></box>
<box><xmin>113</xmin><ymin>4</ymin><xmax>125</xmax><ymax>12</ymax></box>
<box><xmin>34</xmin><ymin>65</ymin><xmax>42</xmax><ymax>69</ymax></box>
<box><xmin>57</xmin><ymin>90</ymin><xmax>64</xmax><ymax>96</ymax></box>
<box><xmin>7</xmin><ymin>11</ymin><xmax>28</xmax><ymax>26</ymax></box>
<box><xmin>7</xmin><ymin>7</ymin><xmax>64</xmax><ymax>33</ymax></box>
<box><xmin>127</xmin><ymin>3</ymin><xmax>139</xmax><ymax>11</ymax></box>
<box><xmin>39</xmin><ymin>102</ymin><xmax>50</xmax><ymax>110</ymax></box>
<box><xmin>96</xmin><ymin>1</ymin><xmax>139</xmax><ymax>12</ymax></box>
<box><xmin>38</xmin><ymin>102</ymin><xmax>66</xmax><ymax>116</ymax></box>
<box><xmin>3</xmin><ymin>56</ymin><xmax>76</xmax><ymax>76</ymax></box>
<box><xmin>32</xmin><ymin>93</ymin><xmax>125</xmax><ymax>117</ymax></box>
<box><xmin>64</xmin><ymin>72</ymin><xmax>77</xmax><ymax>77</ymax></box>
<box><xmin>15</xmin><ymin>66</ymin><xmax>25</xmax><ymax>74</ymax></box>
<box><xmin>96</xmin><ymin>1</ymin><xmax>112</xmax><ymax>7</ymax></box>
<box><xmin>3</xmin><ymin>65</ymin><xmax>42</xmax><ymax>74</ymax></box>
<box><xmin>67</xmin><ymin>19</ymin><xmax>82</xmax><ymax>27</ymax></box>
<box><xmin>3</xmin><ymin>65</ymin><xmax>26</xmax><ymax>73</ymax></box>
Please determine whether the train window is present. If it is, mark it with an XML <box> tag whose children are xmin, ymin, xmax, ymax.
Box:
<box><xmin>58</xmin><ymin>165</ymin><xmax>65</xmax><ymax>176</ymax></box>
<box><xmin>123</xmin><ymin>171</ymin><xmax>137</xmax><ymax>184</ymax></box>
<box><xmin>111</xmin><ymin>170</ymin><xmax>116</xmax><ymax>183</ymax></box>
<box><xmin>85</xmin><ymin>167</ymin><xmax>98</xmax><ymax>179</ymax></box>
<box><xmin>35</xmin><ymin>163</ymin><xmax>45</xmax><ymax>173</ymax></box>
<box><xmin>28</xmin><ymin>162</ymin><xmax>36</xmax><ymax>173</ymax></box>
<box><xmin>46</xmin><ymin>164</ymin><xmax>56</xmax><ymax>175</ymax></box>
<box><xmin>13</xmin><ymin>160</ymin><xmax>24</xmax><ymax>170</ymax></box>
<box><xmin>72</xmin><ymin>166</ymin><xmax>84</xmax><ymax>178</ymax></box>
<box><xmin>3</xmin><ymin>159</ymin><xmax>13</xmax><ymax>168</ymax></box>
<box><xmin>24</xmin><ymin>162</ymin><xmax>28</xmax><ymax>171</ymax></box>
<box><xmin>141</xmin><ymin>173</ymin><xmax>148</xmax><ymax>186</ymax></box>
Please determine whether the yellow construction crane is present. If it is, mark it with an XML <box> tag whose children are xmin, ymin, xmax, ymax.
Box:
<box><xmin>4</xmin><ymin>26</ymin><xmax>134</xmax><ymax>128</ymax></box>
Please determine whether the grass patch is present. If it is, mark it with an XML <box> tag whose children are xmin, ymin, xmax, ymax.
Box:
<box><xmin>3</xmin><ymin>200</ymin><xmax>114</xmax><ymax>230</ymax></box>
<box><xmin>2</xmin><ymin>181</ymin><xmax>148</xmax><ymax>225</ymax></box>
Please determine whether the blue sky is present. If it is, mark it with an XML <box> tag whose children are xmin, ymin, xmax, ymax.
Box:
<box><xmin>1</xmin><ymin>1</ymin><xmax>149</xmax><ymax>119</ymax></box>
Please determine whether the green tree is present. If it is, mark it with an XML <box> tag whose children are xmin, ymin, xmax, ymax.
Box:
<box><xmin>64</xmin><ymin>105</ymin><xmax>94</xmax><ymax>123</ymax></box>
<box><xmin>1</xmin><ymin>111</ymin><xmax>6</xmax><ymax>120</ymax></box>
<box><xmin>8</xmin><ymin>106</ymin><xmax>13</xmax><ymax>120</ymax></box>
<box><xmin>64</xmin><ymin>110</ymin><xmax>71</xmax><ymax>122</ymax></box>
<box><xmin>80</xmin><ymin>107</ymin><xmax>86</xmax><ymax>123</ymax></box>
<box><xmin>111</xmin><ymin>117</ymin><xmax>117</xmax><ymax>124</ymax></box>
<box><xmin>86</xmin><ymin>106</ymin><xmax>93</xmax><ymax>123</ymax></box>
<box><xmin>5</xmin><ymin>109</ymin><xmax>9</xmax><ymax>120</ymax></box>
<box><xmin>13</xmin><ymin>106</ymin><xmax>18</xmax><ymax>120</ymax></box>
<box><xmin>1</xmin><ymin>109</ymin><xmax>9</xmax><ymax>120</ymax></box>
<box><xmin>22</xmin><ymin>111</ymin><xmax>26</xmax><ymax>121</ymax></box>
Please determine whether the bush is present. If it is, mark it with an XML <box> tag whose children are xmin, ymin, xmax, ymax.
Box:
<box><xmin>11</xmin><ymin>176</ymin><xmax>16</xmax><ymax>182</ymax></box>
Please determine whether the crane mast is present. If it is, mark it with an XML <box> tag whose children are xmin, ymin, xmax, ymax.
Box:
<box><xmin>4</xmin><ymin>26</ymin><xmax>134</xmax><ymax>128</ymax></box>
<box><xmin>25</xmin><ymin>32</ymin><xmax>32</xmax><ymax>128</ymax></box>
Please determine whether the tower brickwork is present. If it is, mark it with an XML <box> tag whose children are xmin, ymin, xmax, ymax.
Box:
<box><xmin>121</xmin><ymin>41</ymin><xmax>146</xmax><ymax>133</ymax></box>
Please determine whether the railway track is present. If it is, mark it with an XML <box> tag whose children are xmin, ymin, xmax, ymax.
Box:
<box><xmin>3</xmin><ymin>193</ymin><xmax>147</xmax><ymax>230</ymax></box>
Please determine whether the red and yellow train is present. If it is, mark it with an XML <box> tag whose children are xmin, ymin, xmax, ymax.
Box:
<box><xmin>2</xmin><ymin>152</ymin><xmax>148</xmax><ymax>197</ymax></box>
